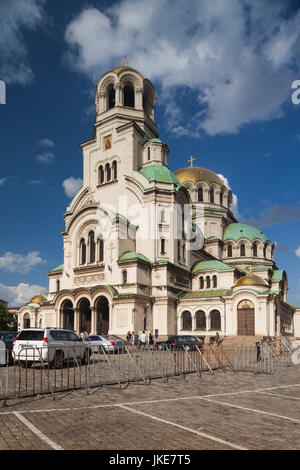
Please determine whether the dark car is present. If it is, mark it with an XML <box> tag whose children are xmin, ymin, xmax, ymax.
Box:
<box><xmin>0</xmin><ymin>331</ymin><xmax>17</xmax><ymax>364</ymax></box>
<box><xmin>155</xmin><ymin>335</ymin><xmax>203</xmax><ymax>351</ymax></box>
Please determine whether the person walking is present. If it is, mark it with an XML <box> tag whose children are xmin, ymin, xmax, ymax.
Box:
<box><xmin>148</xmin><ymin>332</ymin><xmax>154</xmax><ymax>348</ymax></box>
<box><xmin>138</xmin><ymin>331</ymin><xmax>147</xmax><ymax>350</ymax></box>
<box><xmin>126</xmin><ymin>331</ymin><xmax>132</xmax><ymax>346</ymax></box>
<box><xmin>130</xmin><ymin>331</ymin><xmax>135</xmax><ymax>346</ymax></box>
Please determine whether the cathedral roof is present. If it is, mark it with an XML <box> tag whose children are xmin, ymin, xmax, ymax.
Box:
<box><xmin>191</xmin><ymin>260</ymin><xmax>235</xmax><ymax>274</ymax></box>
<box><xmin>118</xmin><ymin>251</ymin><xmax>151</xmax><ymax>264</ymax></box>
<box><xmin>234</xmin><ymin>273</ymin><xmax>269</xmax><ymax>287</ymax></box>
<box><xmin>28</xmin><ymin>294</ymin><xmax>47</xmax><ymax>304</ymax></box>
<box><xmin>174</xmin><ymin>166</ymin><xmax>225</xmax><ymax>186</ymax></box>
<box><xmin>223</xmin><ymin>223</ymin><xmax>269</xmax><ymax>243</ymax></box>
<box><xmin>139</xmin><ymin>165</ymin><xmax>181</xmax><ymax>189</ymax></box>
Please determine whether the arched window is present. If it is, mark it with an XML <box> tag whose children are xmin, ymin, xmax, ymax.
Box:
<box><xmin>160</xmin><ymin>238</ymin><xmax>166</xmax><ymax>255</ymax></box>
<box><xmin>124</xmin><ymin>85</ymin><xmax>134</xmax><ymax>107</ymax></box>
<box><xmin>98</xmin><ymin>235</ymin><xmax>104</xmax><ymax>262</ymax></box>
<box><xmin>209</xmin><ymin>188</ymin><xmax>214</xmax><ymax>203</ymax></box>
<box><xmin>56</xmin><ymin>280</ymin><xmax>60</xmax><ymax>292</ymax></box>
<box><xmin>253</xmin><ymin>242</ymin><xmax>258</xmax><ymax>257</ymax></box>
<box><xmin>220</xmin><ymin>192</ymin><xmax>223</xmax><ymax>206</ymax></box>
<box><xmin>182</xmin><ymin>311</ymin><xmax>192</xmax><ymax>330</ymax></box>
<box><xmin>199</xmin><ymin>276</ymin><xmax>204</xmax><ymax>289</ymax></box>
<box><xmin>182</xmin><ymin>243</ymin><xmax>186</xmax><ymax>260</ymax></box>
<box><xmin>147</xmin><ymin>147</ymin><xmax>151</xmax><ymax>160</ymax></box>
<box><xmin>112</xmin><ymin>161</ymin><xmax>117</xmax><ymax>180</ymax></box>
<box><xmin>210</xmin><ymin>310</ymin><xmax>221</xmax><ymax>330</ymax></box>
<box><xmin>240</xmin><ymin>244</ymin><xmax>245</xmax><ymax>256</ymax></box>
<box><xmin>99</xmin><ymin>166</ymin><xmax>104</xmax><ymax>184</ymax></box>
<box><xmin>80</xmin><ymin>238</ymin><xmax>86</xmax><ymax>265</ymax></box>
<box><xmin>206</xmin><ymin>276</ymin><xmax>211</xmax><ymax>289</ymax></box>
<box><xmin>108</xmin><ymin>86</ymin><xmax>115</xmax><ymax>109</ymax></box>
<box><xmin>23</xmin><ymin>313</ymin><xmax>30</xmax><ymax>329</ymax></box>
<box><xmin>228</xmin><ymin>244</ymin><xmax>232</xmax><ymax>257</ymax></box>
<box><xmin>177</xmin><ymin>240</ymin><xmax>181</xmax><ymax>260</ymax></box>
<box><xmin>198</xmin><ymin>187</ymin><xmax>203</xmax><ymax>202</ymax></box>
<box><xmin>263</xmin><ymin>245</ymin><xmax>266</xmax><ymax>258</ymax></box>
<box><xmin>196</xmin><ymin>311</ymin><xmax>206</xmax><ymax>330</ymax></box>
<box><xmin>212</xmin><ymin>275</ymin><xmax>217</xmax><ymax>288</ymax></box>
<box><xmin>122</xmin><ymin>270</ymin><xmax>128</xmax><ymax>284</ymax></box>
<box><xmin>89</xmin><ymin>231</ymin><xmax>95</xmax><ymax>263</ymax></box>
<box><xmin>105</xmin><ymin>163</ymin><xmax>111</xmax><ymax>182</ymax></box>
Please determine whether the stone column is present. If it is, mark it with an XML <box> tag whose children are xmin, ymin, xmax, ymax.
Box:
<box><xmin>90</xmin><ymin>306</ymin><xmax>96</xmax><ymax>335</ymax></box>
<box><xmin>74</xmin><ymin>307</ymin><xmax>80</xmax><ymax>334</ymax></box>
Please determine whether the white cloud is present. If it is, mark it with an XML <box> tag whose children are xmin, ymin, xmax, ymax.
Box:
<box><xmin>35</xmin><ymin>152</ymin><xmax>55</xmax><ymax>164</ymax></box>
<box><xmin>0</xmin><ymin>282</ymin><xmax>47</xmax><ymax>307</ymax></box>
<box><xmin>64</xmin><ymin>0</ymin><xmax>300</xmax><ymax>136</ymax></box>
<box><xmin>0</xmin><ymin>178</ymin><xmax>6</xmax><ymax>186</ymax></box>
<box><xmin>0</xmin><ymin>251</ymin><xmax>46</xmax><ymax>274</ymax></box>
<box><xmin>62</xmin><ymin>177</ymin><xmax>83</xmax><ymax>198</ymax></box>
<box><xmin>295</xmin><ymin>246</ymin><xmax>300</xmax><ymax>257</ymax></box>
<box><xmin>0</xmin><ymin>0</ymin><xmax>46</xmax><ymax>85</ymax></box>
<box><xmin>37</xmin><ymin>138</ymin><xmax>55</xmax><ymax>148</ymax></box>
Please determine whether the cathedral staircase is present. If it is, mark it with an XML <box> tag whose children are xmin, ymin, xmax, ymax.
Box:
<box><xmin>219</xmin><ymin>335</ymin><xmax>264</xmax><ymax>346</ymax></box>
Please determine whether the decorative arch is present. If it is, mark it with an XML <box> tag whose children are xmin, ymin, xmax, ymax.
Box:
<box><xmin>195</xmin><ymin>310</ymin><xmax>206</xmax><ymax>330</ymax></box>
<box><xmin>23</xmin><ymin>312</ymin><xmax>31</xmax><ymax>329</ymax></box>
<box><xmin>210</xmin><ymin>310</ymin><xmax>221</xmax><ymax>330</ymax></box>
<box><xmin>182</xmin><ymin>311</ymin><xmax>192</xmax><ymax>330</ymax></box>
<box><xmin>237</xmin><ymin>299</ymin><xmax>255</xmax><ymax>335</ymax></box>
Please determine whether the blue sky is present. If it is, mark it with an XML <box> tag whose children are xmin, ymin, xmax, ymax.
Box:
<box><xmin>1</xmin><ymin>0</ymin><xmax>300</xmax><ymax>306</ymax></box>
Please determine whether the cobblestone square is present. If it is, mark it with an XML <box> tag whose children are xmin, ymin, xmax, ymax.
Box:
<box><xmin>0</xmin><ymin>364</ymin><xmax>299</xmax><ymax>451</ymax></box>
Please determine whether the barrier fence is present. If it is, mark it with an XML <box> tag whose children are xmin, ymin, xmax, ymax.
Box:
<box><xmin>0</xmin><ymin>341</ymin><xmax>295</xmax><ymax>405</ymax></box>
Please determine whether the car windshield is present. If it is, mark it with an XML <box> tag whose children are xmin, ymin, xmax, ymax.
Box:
<box><xmin>17</xmin><ymin>330</ymin><xmax>44</xmax><ymax>341</ymax></box>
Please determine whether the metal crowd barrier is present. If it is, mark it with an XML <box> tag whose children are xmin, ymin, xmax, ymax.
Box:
<box><xmin>0</xmin><ymin>341</ymin><xmax>295</xmax><ymax>404</ymax></box>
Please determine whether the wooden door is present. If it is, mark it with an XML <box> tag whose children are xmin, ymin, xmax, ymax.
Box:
<box><xmin>237</xmin><ymin>308</ymin><xmax>255</xmax><ymax>335</ymax></box>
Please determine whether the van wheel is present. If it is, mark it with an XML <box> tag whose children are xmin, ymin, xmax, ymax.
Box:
<box><xmin>51</xmin><ymin>351</ymin><xmax>64</xmax><ymax>369</ymax></box>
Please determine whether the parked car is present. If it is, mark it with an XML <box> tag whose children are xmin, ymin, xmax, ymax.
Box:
<box><xmin>0</xmin><ymin>331</ymin><xmax>17</xmax><ymax>364</ymax></box>
<box><xmin>84</xmin><ymin>334</ymin><xmax>125</xmax><ymax>353</ymax></box>
<box><xmin>13</xmin><ymin>328</ymin><xmax>90</xmax><ymax>368</ymax></box>
<box><xmin>155</xmin><ymin>335</ymin><xmax>203</xmax><ymax>351</ymax></box>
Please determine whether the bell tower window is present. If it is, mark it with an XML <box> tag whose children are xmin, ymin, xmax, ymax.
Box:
<box><xmin>124</xmin><ymin>85</ymin><xmax>134</xmax><ymax>108</ymax></box>
<box><xmin>108</xmin><ymin>87</ymin><xmax>115</xmax><ymax>109</ymax></box>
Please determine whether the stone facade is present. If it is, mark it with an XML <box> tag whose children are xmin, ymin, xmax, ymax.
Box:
<box><xmin>17</xmin><ymin>65</ymin><xmax>297</xmax><ymax>339</ymax></box>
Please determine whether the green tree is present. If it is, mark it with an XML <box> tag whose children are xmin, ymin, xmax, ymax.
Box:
<box><xmin>0</xmin><ymin>304</ymin><xmax>17</xmax><ymax>331</ymax></box>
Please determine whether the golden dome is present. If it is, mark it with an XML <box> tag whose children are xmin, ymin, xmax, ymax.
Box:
<box><xmin>174</xmin><ymin>167</ymin><xmax>225</xmax><ymax>186</ymax></box>
<box><xmin>110</xmin><ymin>65</ymin><xmax>144</xmax><ymax>79</ymax></box>
<box><xmin>234</xmin><ymin>274</ymin><xmax>269</xmax><ymax>287</ymax></box>
<box><xmin>28</xmin><ymin>293</ymin><xmax>47</xmax><ymax>304</ymax></box>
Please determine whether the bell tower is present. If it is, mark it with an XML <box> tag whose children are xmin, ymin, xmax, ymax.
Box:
<box><xmin>94</xmin><ymin>62</ymin><xmax>158</xmax><ymax>138</ymax></box>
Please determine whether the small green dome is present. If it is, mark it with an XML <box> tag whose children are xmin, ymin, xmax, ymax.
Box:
<box><xmin>139</xmin><ymin>165</ymin><xmax>181</xmax><ymax>189</ymax></box>
<box><xmin>118</xmin><ymin>251</ymin><xmax>151</xmax><ymax>264</ymax></box>
<box><xmin>223</xmin><ymin>223</ymin><xmax>269</xmax><ymax>243</ymax></box>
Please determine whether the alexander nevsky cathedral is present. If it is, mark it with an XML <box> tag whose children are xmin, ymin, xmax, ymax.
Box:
<box><xmin>17</xmin><ymin>64</ymin><xmax>299</xmax><ymax>340</ymax></box>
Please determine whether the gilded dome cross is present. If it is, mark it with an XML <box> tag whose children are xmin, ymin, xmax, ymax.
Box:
<box><xmin>188</xmin><ymin>155</ymin><xmax>196</xmax><ymax>167</ymax></box>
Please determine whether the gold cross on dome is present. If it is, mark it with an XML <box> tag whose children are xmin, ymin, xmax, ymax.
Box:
<box><xmin>188</xmin><ymin>155</ymin><xmax>196</xmax><ymax>167</ymax></box>
<box><xmin>123</xmin><ymin>56</ymin><xmax>128</xmax><ymax>66</ymax></box>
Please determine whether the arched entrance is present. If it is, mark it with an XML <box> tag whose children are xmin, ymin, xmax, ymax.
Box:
<box><xmin>95</xmin><ymin>296</ymin><xmax>109</xmax><ymax>335</ymax></box>
<box><xmin>23</xmin><ymin>313</ymin><xmax>30</xmax><ymax>329</ymax></box>
<box><xmin>237</xmin><ymin>300</ymin><xmax>255</xmax><ymax>335</ymax></box>
<box><xmin>78</xmin><ymin>298</ymin><xmax>91</xmax><ymax>334</ymax></box>
<box><xmin>61</xmin><ymin>299</ymin><xmax>74</xmax><ymax>330</ymax></box>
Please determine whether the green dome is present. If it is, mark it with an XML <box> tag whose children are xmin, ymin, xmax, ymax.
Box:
<box><xmin>118</xmin><ymin>251</ymin><xmax>151</xmax><ymax>264</ymax></box>
<box><xmin>223</xmin><ymin>223</ymin><xmax>269</xmax><ymax>243</ymax></box>
<box><xmin>192</xmin><ymin>260</ymin><xmax>234</xmax><ymax>274</ymax></box>
<box><xmin>139</xmin><ymin>165</ymin><xmax>181</xmax><ymax>189</ymax></box>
